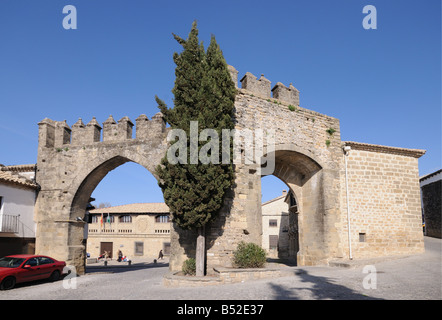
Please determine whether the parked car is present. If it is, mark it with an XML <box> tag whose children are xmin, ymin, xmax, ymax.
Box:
<box><xmin>0</xmin><ymin>254</ymin><xmax>66</xmax><ymax>290</ymax></box>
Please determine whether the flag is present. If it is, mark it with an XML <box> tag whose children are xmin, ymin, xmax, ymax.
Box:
<box><xmin>100</xmin><ymin>213</ymin><xmax>103</xmax><ymax>228</ymax></box>
<box><xmin>107</xmin><ymin>213</ymin><xmax>111</xmax><ymax>228</ymax></box>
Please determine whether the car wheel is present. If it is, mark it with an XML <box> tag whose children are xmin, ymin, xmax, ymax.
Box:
<box><xmin>0</xmin><ymin>276</ymin><xmax>16</xmax><ymax>290</ymax></box>
<box><xmin>49</xmin><ymin>270</ymin><xmax>60</xmax><ymax>282</ymax></box>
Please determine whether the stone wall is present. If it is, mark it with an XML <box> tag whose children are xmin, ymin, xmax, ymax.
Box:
<box><xmin>163</xmin><ymin>266</ymin><xmax>298</xmax><ymax>287</ymax></box>
<box><xmin>340</xmin><ymin>142</ymin><xmax>425</xmax><ymax>259</ymax></box>
<box><xmin>35</xmin><ymin>65</ymin><xmax>427</xmax><ymax>276</ymax></box>
<box><xmin>170</xmin><ymin>66</ymin><xmax>345</xmax><ymax>272</ymax></box>
<box><xmin>35</xmin><ymin>114</ymin><xmax>168</xmax><ymax>274</ymax></box>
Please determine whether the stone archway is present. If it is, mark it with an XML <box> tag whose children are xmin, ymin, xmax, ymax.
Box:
<box><xmin>35</xmin><ymin>67</ymin><xmax>346</xmax><ymax>275</ymax></box>
<box><xmin>265</xmin><ymin>146</ymin><xmax>342</xmax><ymax>266</ymax></box>
<box><xmin>35</xmin><ymin>66</ymin><xmax>424</xmax><ymax>276</ymax></box>
<box><xmin>35</xmin><ymin>115</ymin><xmax>168</xmax><ymax>274</ymax></box>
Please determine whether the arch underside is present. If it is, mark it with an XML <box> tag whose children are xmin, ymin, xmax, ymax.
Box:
<box><xmin>68</xmin><ymin>155</ymin><xmax>160</xmax><ymax>249</ymax></box>
<box><xmin>260</xmin><ymin>148</ymin><xmax>340</xmax><ymax>266</ymax></box>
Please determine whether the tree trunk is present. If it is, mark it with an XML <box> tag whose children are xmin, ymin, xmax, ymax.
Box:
<box><xmin>196</xmin><ymin>226</ymin><xmax>205</xmax><ymax>276</ymax></box>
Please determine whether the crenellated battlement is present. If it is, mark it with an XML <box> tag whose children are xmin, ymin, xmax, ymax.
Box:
<box><xmin>38</xmin><ymin>113</ymin><xmax>166</xmax><ymax>148</ymax></box>
<box><xmin>228</xmin><ymin>65</ymin><xmax>300</xmax><ymax>107</ymax></box>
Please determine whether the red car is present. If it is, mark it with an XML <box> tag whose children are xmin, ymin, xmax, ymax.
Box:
<box><xmin>0</xmin><ymin>254</ymin><xmax>66</xmax><ymax>290</ymax></box>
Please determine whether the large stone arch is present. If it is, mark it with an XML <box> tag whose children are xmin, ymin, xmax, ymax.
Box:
<box><xmin>170</xmin><ymin>69</ymin><xmax>347</xmax><ymax>272</ymax></box>
<box><xmin>264</xmin><ymin>144</ymin><xmax>343</xmax><ymax>266</ymax></box>
<box><xmin>35</xmin><ymin>66</ymin><xmax>425</xmax><ymax>276</ymax></box>
<box><xmin>35</xmin><ymin>115</ymin><xmax>168</xmax><ymax>274</ymax></box>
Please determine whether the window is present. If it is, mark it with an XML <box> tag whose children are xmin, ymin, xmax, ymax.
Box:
<box><xmin>119</xmin><ymin>215</ymin><xmax>132</xmax><ymax>223</ymax></box>
<box><xmin>269</xmin><ymin>219</ymin><xmax>277</xmax><ymax>227</ymax></box>
<box><xmin>135</xmin><ymin>242</ymin><xmax>144</xmax><ymax>255</ymax></box>
<box><xmin>155</xmin><ymin>215</ymin><xmax>170</xmax><ymax>223</ymax></box>
<box><xmin>103</xmin><ymin>215</ymin><xmax>115</xmax><ymax>223</ymax></box>
<box><xmin>359</xmin><ymin>233</ymin><xmax>366</xmax><ymax>242</ymax></box>
<box><xmin>0</xmin><ymin>257</ymin><xmax>25</xmax><ymax>268</ymax></box>
<box><xmin>0</xmin><ymin>196</ymin><xmax>3</xmax><ymax>212</ymax></box>
<box><xmin>269</xmin><ymin>235</ymin><xmax>278</xmax><ymax>249</ymax></box>
<box><xmin>25</xmin><ymin>258</ymin><xmax>38</xmax><ymax>267</ymax></box>
<box><xmin>92</xmin><ymin>215</ymin><xmax>99</xmax><ymax>223</ymax></box>
<box><xmin>38</xmin><ymin>257</ymin><xmax>54</xmax><ymax>265</ymax></box>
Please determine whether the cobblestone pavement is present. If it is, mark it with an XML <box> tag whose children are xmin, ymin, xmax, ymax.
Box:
<box><xmin>1</xmin><ymin>237</ymin><xmax>440</xmax><ymax>301</ymax></box>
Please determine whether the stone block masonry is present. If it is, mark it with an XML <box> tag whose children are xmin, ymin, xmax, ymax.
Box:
<box><xmin>35</xmin><ymin>113</ymin><xmax>168</xmax><ymax>274</ymax></box>
<box><xmin>34</xmin><ymin>65</ymin><xmax>427</xmax><ymax>276</ymax></box>
<box><xmin>340</xmin><ymin>142</ymin><xmax>426</xmax><ymax>259</ymax></box>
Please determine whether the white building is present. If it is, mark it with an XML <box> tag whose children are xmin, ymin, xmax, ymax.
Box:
<box><xmin>0</xmin><ymin>164</ymin><xmax>38</xmax><ymax>256</ymax></box>
<box><xmin>262</xmin><ymin>189</ymin><xmax>299</xmax><ymax>261</ymax></box>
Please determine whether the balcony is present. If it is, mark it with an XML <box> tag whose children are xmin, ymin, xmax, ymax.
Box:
<box><xmin>0</xmin><ymin>214</ymin><xmax>19</xmax><ymax>233</ymax></box>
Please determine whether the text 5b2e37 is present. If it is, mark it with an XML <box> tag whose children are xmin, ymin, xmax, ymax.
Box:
<box><xmin>221</xmin><ymin>304</ymin><xmax>263</xmax><ymax>315</ymax></box>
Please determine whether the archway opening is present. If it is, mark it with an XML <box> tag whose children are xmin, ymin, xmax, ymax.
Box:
<box><xmin>68</xmin><ymin>157</ymin><xmax>169</xmax><ymax>267</ymax></box>
<box><xmin>260</xmin><ymin>147</ymin><xmax>323</xmax><ymax>266</ymax></box>
<box><xmin>91</xmin><ymin>161</ymin><xmax>164</xmax><ymax>208</ymax></box>
<box><xmin>261</xmin><ymin>175</ymin><xmax>299</xmax><ymax>264</ymax></box>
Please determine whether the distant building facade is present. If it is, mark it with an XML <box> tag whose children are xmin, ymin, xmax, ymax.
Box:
<box><xmin>420</xmin><ymin>169</ymin><xmax>441</xmax><ymax>239</ymax></box>
<box><xmin>262</xmin><ymin>191</ymin><xmax>289</xmax><ymax>258</ymax></box>
<box><xmin>262</xmin><ymin>190</ymin><xmax>298</xmax><ymax>261</ymax></box>
<box><xmin>0</xmin><ymin>164</ymin><xmax>38</xmax><ymax>257</ymax></box>
<box><xmin>87</xmin><ymin>203</ymin><xmax>171</xmax><ymax>259</ymax></box>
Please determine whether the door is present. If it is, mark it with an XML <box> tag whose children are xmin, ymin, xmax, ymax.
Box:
<box><xmin>100</xmin><ymin>242</ymin><xmax>113</xmax><ymax>259</ymax></box>
<box><xmin>19</xmin><ymin>257</ymin><xmax>41</xmax><ymax>282</ymax></box>
<box><xmin>37</xmin><ymin>256</ymin><xmax>58</xmax><ymax>279</ymax></box>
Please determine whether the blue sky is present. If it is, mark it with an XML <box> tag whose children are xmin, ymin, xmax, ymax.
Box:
<box><xmin>0</xmin><ymin>0</ymin><xmax>440</xmax><ymax>206</ymax></box>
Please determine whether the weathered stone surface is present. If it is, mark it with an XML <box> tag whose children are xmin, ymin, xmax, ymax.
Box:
<box><xmin>34</xmin><ymin>66</ymin><xmax>426</xmax><ymax>275</ymax></box>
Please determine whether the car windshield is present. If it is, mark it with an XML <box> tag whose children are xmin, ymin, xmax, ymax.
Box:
<box><xmin>0</xmin><ymin>257</ymin><xmax>25</xmax><ymax>268</ymax></box>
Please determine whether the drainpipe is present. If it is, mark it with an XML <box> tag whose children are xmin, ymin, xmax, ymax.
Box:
<box><xmin>343</xmin><ymin>145</ymin><xmax>353</xmax><ymax>260</ymax></box>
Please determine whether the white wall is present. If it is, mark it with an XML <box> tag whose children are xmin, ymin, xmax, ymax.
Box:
<box><xmin>262</xmin><ymin>195</ymin><xmax>289</xmax><ymax>257</ymax></box>
<box><xmin>0</xmin><ymin>184</ymin><xmax>36</xmax><ymax>238</ymax></box>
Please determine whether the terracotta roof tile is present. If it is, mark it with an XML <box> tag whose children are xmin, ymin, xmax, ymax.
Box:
<box><xmin>0</xmin><ymin>170</ymin><xmax>38</xmax><ymax>190</ymax></box>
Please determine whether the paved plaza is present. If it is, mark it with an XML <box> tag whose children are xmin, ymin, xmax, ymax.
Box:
<box><xmin>1</xmin><ymin>237</ymin><xmax>440</xmax><ymax>301</ymax></box>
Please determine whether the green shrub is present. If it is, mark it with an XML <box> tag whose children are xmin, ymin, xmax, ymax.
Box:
<box><xmin>326</xmin><ymin>128</ymin><xmax>336</xmax><ymax>136</ymax></box>
<box><xmin>182</xmin><ymin>258</ymin><xmax>196</xmax><ymax>275</ymax></box>
<box><xmin>232</xmin><ymin>241</ymin><xmax>266</xmax><ymax>268</ymax></box>
<box><xmin>288</xmin><ymin>105</ymin><xmax>296</xmax><ymax>112</ymax></box>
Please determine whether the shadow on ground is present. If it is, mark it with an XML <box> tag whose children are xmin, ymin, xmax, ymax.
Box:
<box><xmin>268</xmin><ymin>270</ymin><xmax>383</xmax><ymax>300</ymax></box>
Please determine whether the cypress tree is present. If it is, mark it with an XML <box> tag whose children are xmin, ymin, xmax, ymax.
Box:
<box><xmin>155</xmin><ymin>22</ymin><xmax>236</xmax><ymax>276</ymax></box>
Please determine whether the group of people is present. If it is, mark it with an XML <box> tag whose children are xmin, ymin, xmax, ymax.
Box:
<box><xmin>117</xmin><ymin>250</ymin><xmax>131</xmax><ymax>262</ymax></box>
<box><xmin>97</xmin><ymin>249</ymin><xmax>164</xmax><ymax>262</ymax></box>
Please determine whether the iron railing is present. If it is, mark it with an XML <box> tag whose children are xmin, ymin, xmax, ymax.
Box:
<box><xmin>0</xmin><ymin>214</ymin><xmax>19</xmax><ymax>233</ymax></box>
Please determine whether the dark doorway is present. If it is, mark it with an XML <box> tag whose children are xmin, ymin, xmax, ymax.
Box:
<box><xmin>100</xmin><ymin>242</ymin><xmax>113</xmax><ymax>258</ymax></box>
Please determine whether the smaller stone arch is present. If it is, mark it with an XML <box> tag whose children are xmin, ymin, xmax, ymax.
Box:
<box><xmin>35</xmin><ymin>114</ymin><xmax>169</xmax><ymax>274</ymax></box>
<box><xmin>259</xmin><ymin>144</ymin><xmax>342</xmax><ymax>266</ymax></box>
